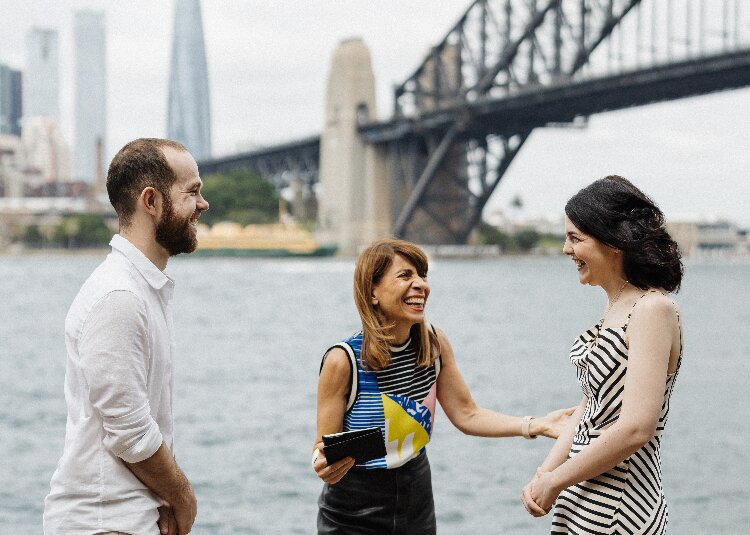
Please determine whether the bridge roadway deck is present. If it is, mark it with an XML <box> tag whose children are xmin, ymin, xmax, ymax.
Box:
<box><xmin>360</xmin><ymin>49</ymin><xmax>750</xmax><ymax>143</ymax></box>
<box><xmin>198</xmin><ymin>134</ymin><xmax>320</xmax><ymax>178</ymax></box>
<box><xmin>197</xmin><ymin>50</ymin><xmax>750</xmax><ymax>182</ymax></box>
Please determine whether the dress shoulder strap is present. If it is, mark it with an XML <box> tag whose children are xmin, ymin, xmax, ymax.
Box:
<box><xmin>623</xmin><ymin>289</ymin><xmax>660</xmax><ymax>331</ymax></box>
<box><xmin>320</xmin><ymin>341</ymin><xmax>359</xmax><ymax>412</ymax></box>
<box><xmin>670</xmin><ymin>299</ymin><xmax>684</xmax><ymax>360</ymax></box>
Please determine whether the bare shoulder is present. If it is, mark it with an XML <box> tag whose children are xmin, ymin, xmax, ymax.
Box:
<box><xmin>321</xmin><ymin>346</ymin><xmax>351</xmax><ymax>375</ymax></box>
<box><xmin>318</xmin><ymin>346</ymin><xmax>353</xmax><ymax>394</ymax></box>
<box><xmin>638</xmin><ymin>291</ymin><xmax>679</xmax><ymax>313</ymax></box>
<box><xmin>631</xmin><ymin>291</ymin><xmax>680</xmax><ymax>328</ymax></box>
<box><xmin>432</xmin><ymin>325</ymin><xmax>449</xmax><ymax>343</ymax></box>
<box><xmin>432</xmin><ymin>325</ymin><xmax>454</xmax><ymax>351</ymax></box>
<box><xmin>430</xmin><ymin>325</ymin><xmax>457</xmax><ymax>366</ymax></box>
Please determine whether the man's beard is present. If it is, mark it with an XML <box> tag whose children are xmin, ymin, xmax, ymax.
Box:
<box><xmin>155</xmin><ymin>197</ymin><xmax>198</xmax><ymax>256</ymax></box>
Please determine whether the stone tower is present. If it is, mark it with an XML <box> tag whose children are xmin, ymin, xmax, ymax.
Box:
<box><xmin>317</xmin><ymin>38</ymin><xmax>390</xmax><ymax>255</ymax></box>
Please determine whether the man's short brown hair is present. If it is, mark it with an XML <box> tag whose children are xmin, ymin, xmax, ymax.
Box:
<box><xmin>106</xmin><ymin>138</ymin><xmax>188</xmax><ymax>226</ymax></box>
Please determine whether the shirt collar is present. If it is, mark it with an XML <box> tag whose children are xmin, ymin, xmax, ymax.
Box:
<box><xmin>110</xmin><ymin>234</ymin><xmax>174</xmax><ymax>291</ymax></box>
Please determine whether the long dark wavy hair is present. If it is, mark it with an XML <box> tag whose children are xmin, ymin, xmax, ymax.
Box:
<box><xmin>565</xmin><ymin>175</ymin><xmax>683</xmax><ymax>292</ymax></box>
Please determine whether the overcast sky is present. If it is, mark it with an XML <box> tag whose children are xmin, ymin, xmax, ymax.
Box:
<box><xmin>1</xmin><ymin>0</ymin><xmax>749</xmax><ymax>225</ymax></box>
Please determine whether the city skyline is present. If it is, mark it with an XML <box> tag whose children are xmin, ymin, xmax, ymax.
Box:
<box><xmin>0</xmin><ymin>1</ymin><xmax>748</xmax><ymax>225</ymax></box>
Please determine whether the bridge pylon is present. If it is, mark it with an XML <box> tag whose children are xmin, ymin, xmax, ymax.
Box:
<box><xmin>317</xmin><ymin>38</ymin><xmax>390</xmax><ymax>255</ymax></box>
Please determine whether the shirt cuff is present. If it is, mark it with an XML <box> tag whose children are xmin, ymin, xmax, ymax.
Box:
<box><xmin>102</xmin><ymin>402</ymin><xmax>164</xmax><ymax>463</ymax></box>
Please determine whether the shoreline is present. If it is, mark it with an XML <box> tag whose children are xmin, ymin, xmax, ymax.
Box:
<box><xmin>2</xmin><ymin>247</ymin><xmax>749</xmax><ymax>263</ymax></box>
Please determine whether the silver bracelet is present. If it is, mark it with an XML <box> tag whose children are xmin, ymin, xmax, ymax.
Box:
<box><xmin>522</xmin><ymin>416</ymin><xmax>537</xmax><ymax>440</ymax></box>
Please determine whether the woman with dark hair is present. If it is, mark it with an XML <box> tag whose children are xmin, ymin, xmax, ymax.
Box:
<box><xmin>313</xmin><ymin>239</ymin><xmax>573</xmax><ymax>534</ymax></box>
<box><xmin>520</xmin><ymin>176</ymin><xmax>684</xmax><ymax>534</ymax></box>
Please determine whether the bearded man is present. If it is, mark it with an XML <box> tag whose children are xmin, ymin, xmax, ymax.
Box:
<box><xmin>44</xmin><ymin>139</ymin><xmax>208</xmax><ymax>535</ymax></box>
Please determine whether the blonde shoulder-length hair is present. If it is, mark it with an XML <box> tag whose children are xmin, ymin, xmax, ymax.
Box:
<box><xmin>353</xmin><ymin>239</ymin><xmax>440</xmax><ymax>371</ymax></box>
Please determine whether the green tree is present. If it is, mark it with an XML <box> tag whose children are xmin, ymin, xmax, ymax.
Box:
<box><xmin>54</xmin><ymin>215</ymin><xmax>113</xmax><ymax>248</ymax></box>
<box><xmin>22</xmin><ymin>224</ymin><xmax>47</xmax><ymax>248</ymax></box>
<box><xmin>477</xmin><ymin>221</ymin><xmax>516</xmax><ymax>252</ymax></box>
<box><xmin>200</xmin><ymin>169</ymin><xmax>279</xmax><ymax>225</ymax></box>
<box><xmin>515</xmin><ymin>229</ymin><xmax>541</xmax><ymax>252</ymax></box>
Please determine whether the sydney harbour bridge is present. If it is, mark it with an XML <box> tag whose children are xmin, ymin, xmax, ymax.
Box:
<box><xmin>198</xmin><ymin>0</ymin><xmax>750</xmax><ymax>253</ymax></box>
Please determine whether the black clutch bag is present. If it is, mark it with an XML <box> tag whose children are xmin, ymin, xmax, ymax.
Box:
<box><xmin>322</xmin><ymin>427</ymin><xmax>386</xmax><ymax>464</ymax></box>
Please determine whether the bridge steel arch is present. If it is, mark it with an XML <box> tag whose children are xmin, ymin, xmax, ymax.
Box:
<box><xmin>361</xmin><ymin>0</ymin><xmax>750</xmax><ymax>244</ymax></box>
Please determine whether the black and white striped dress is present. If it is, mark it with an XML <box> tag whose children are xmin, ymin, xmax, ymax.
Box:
<box><xmin>552</xmin><ymin>295</ymin><xmax>682</xmax><ymax>534</ymax></box>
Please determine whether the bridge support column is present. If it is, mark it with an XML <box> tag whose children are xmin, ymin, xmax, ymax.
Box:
<box><xmin>317</xmin><ymin>38</ymin><xmax>389</xmax><ymax>255</ymax></box>
<box><xmin>290</xmin><ymin>176</ymin><xmax>317</xmax><ymax>223</ymax></box>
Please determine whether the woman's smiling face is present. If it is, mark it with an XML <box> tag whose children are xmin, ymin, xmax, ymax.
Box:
<box><xmin>563</xmin><ymin>216</ymin><xmax>622</xmax><ymax>287</ymax></box>
<box><xmin>372</xmin><ymin>254</ymin><xmax>430</xmax><ymax>332</ymax></box>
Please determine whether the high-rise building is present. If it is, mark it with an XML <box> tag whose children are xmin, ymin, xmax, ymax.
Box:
<box><xmin>0</xmin><ymin>64</ymin><xmax>22</xmax><ymax>135</ymax></box>
<box><xmin>73</xmin><ymin>9</ymin><xmax>107</xmax><ymax>183</ymax></box>
<box><xmin>167</xmin><ymin>0</ymin><xmax>211</xmax><ymax>160</ymax></box>
<box><xmin>24</xmin><ymin>28</ymin><xmax>59</xmax><ymax>120</ymax></box>
<box><xmin>22</xmin><ymin>116</ymin><xmax>72</xmax><ymax>183</ymax></box>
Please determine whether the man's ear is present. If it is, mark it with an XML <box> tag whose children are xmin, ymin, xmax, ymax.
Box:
<box><xmin>139</xmin><ymin>186</ymin><xmax>160</xmax><ymax>216</ymax></box>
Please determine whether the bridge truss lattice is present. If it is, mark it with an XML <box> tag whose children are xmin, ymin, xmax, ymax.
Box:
<box><xmin>369</xmin><ymin>0</ymin><xmax>749</xmax><ymax>243</ymax></box>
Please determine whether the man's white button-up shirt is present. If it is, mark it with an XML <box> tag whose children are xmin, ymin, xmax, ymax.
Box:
<box><xmin>44</xmin><ymin>234</ymin><xmax>176</xmax><ymax>535</ymax></box>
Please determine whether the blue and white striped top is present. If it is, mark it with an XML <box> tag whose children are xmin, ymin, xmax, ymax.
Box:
<box><xmin>326</xmin><ymin>331</ymin><xmax>440</xmax><ymax>469</ymax></box>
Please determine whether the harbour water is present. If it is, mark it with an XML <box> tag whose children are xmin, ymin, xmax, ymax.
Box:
<box><xmin>1</xmin><ymin>253</ymin><xmax>748</xmax><ymax>533</ymax></box>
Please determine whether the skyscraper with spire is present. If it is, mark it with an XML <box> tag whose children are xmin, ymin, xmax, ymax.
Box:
<box><xmin>167</xmin><ymin>0</ymin><xmax>211</xmax><ymax>160</ymax></box>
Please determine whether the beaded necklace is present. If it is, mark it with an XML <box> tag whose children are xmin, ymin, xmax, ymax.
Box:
<box><xmin>591</xmin><ymin>280</ymin><xmax>629</xmax><ymax>348</ymax></box>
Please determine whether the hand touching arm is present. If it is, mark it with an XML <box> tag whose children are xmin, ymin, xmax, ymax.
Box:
<box><xmin>435</xmin><ymin>328</ymin><xmax>574</xmax><ymax>439</ymax></box>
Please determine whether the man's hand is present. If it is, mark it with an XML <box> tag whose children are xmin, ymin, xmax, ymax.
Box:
<box><xmin>157</xmin><ymin>505</ymin><xmax>177</xmax><ymax>535</ymax></box>
<box><xmin>157</xmin><ymin>495</ymin><xmax>197</xmax><ymax>535</ymax></box>
<box><xmin>170</xmin><ymin>486</ymin><xmax>198</xmax><ymax>534</ymax></box>
<box><xmin>125</xmin><ymin>443</ymin><xmax>197</xmax><ymax>534</ymax></box>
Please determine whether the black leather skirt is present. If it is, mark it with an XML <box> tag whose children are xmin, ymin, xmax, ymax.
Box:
<box><xmin>317</xmin><ymin>450</ymin><xmax>436</xmax><ymax>535</ymax></box>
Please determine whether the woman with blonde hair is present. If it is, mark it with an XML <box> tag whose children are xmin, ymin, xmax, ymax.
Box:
<box><xmin>521</xmin><ymin>176</ymin><xmax>684</xmax><ymax>534</ymax></box>
<box><xmin>313</xmin><ymin>239</ymin><xmax>572</xmax><ymax>534</ymax></box>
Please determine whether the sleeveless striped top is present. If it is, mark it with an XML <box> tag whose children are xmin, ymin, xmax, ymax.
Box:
<box><xmin>326</xmin><ymin>331</ymin><xmax>440</xmax><ymax>469</ymax></box>
<box><xmin>552</xmin><ymin>291</ymin><xmax>682</xmax><ymax>534</ymax></box>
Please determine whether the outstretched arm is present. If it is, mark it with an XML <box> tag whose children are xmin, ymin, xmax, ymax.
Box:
<box><xmin>435</xmin><ymin>328</ymin><xmax>574</xmax><ymax>439</ymax></box>
<box><xmin>522</xmin><ymin>295</ymin><xmax>679</xmax><ymax>515</ymax></box>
